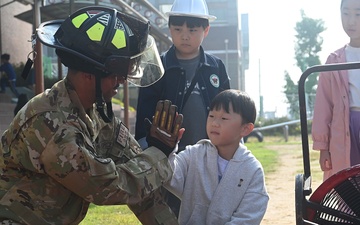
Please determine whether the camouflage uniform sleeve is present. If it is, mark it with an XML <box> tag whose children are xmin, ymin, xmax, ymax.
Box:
<box><xmin>95</xmin><ymin>117</ymin><xmax>179</xmax><ymax>225</ymax></box>
<box><xmin>39</xmin><ymin>118</ymin><xmax>173</xmax><ymax>206</ymax></box>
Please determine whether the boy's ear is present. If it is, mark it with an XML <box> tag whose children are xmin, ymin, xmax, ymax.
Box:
<box><xmin>204</xmin><ymin>26</ymin><xmax>210</xmax><ymax>38</ymax></box>
<box><xmin>241</xmin><ymin>123</ymin><xmax>254</xmax><ymax>137</ymax></box>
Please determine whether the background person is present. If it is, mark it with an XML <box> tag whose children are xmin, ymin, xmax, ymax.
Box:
<box><xmin>0</xmin><ymin>6</ymin><xmax>182</xmax><ymax>225</ymax></box>
<box><xmin>0</xmin><ymin>53</ymin><xmax>19</xmax><ymax>98</ymax></box>
<box><xmin>312</xmin><ymin>0</ymin><xmax>360</xmax><ymax>181</ymax></box>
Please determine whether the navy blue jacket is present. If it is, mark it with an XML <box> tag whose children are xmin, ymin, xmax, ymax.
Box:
<box><xmin>135</xmin><ymin>45</ymin><xmax>230</xmax><ymax>140</ymax></box>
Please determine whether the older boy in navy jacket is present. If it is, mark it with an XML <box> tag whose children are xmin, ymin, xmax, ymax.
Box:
<box><xmin>135</xmin><ymin>0</ymin><xmax>230</xmax><ymax>217</ymax></box>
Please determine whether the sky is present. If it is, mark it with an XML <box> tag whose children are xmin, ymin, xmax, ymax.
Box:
<box><xmin>238</xmin><ymin>0</ymin><xmax>348</xmax><ymax>117</ymax></box>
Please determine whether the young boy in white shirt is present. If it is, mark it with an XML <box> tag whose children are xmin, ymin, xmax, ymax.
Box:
<box><xmin>165</xmin><ymin>89</ymin><xmax>269</xmax><ymax>225</ymax></box>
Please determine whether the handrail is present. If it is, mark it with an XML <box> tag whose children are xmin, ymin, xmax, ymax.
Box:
<box><xmin>253</xmin><ymin>118</ymin><xmax>311</xmax><ymax>131</ymax></box>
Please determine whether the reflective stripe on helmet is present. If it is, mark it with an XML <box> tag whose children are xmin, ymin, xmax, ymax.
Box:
<box><xmin>112</xmin><ymin>29</ymin><xmax>126</xmax><ymax>49</ymax></box>
<box><xmin>71</xmin><ymin>13</ymin><xmax>89</xmax><ymax>28</ymax></box>
<box><xmin>87</xmin><ymin>22</ymin><xmax>105</xmax><ymax>41</ymax></box>
<box><xmin>38</xmin><ymin>6</ymin><xmax>155</xmax><ymax>82</ymax></box>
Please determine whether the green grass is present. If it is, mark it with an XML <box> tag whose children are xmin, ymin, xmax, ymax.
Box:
<box><xmin>79</xmin><ymin>204</ymin><xmax>140</xmax><ymax>224</ymax></box>
<box><xmin>246</xmin><ymin>141</ymin><xmax>278</xmax><ymax>174</ymax></box>
<box><xmin>80</xmin><ymin>136</ymin><xmax>283</xmax><ymax>224</ymax></box>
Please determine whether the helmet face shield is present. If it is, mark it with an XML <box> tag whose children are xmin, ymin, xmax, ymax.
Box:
<box><xmin>126</xmin><ymin>35</ymin><xmax>164</xmax><ymax>87</ymax></box>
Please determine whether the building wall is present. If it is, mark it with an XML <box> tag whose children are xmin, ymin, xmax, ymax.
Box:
<box><xmin>0</xmin><ymin>0</ymin><xmax>32</xmax><ymax>65</ymax></box>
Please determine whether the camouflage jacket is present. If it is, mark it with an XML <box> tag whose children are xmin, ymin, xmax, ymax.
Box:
<box><xmin>0</xmin><ymin>78</ymin><xmax>175</xmax><ymax>225</ymax></box>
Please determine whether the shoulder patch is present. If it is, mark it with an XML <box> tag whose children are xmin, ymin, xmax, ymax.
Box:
<box><xmin>116</xmin><ymin>122</ymin><xmax>129</xmax><ymax>148</ymax></box>
<box><xmin>210</xmin><ymin>74</ymin><xmax>220</xmax><ymax>88</ymax></box>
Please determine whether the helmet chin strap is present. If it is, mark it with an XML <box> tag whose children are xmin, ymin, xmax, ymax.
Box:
<box><xmin>95</xmin><ymin>76</ymin><xmax>113</xmax><ymax>123</ymax></box>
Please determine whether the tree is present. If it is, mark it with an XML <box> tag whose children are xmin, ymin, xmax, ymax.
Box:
<box><xmin>284</xmin><ymin>10</ymin><xmax>326</xmax><ymax>118</ymax></box>
<box><xmin>283</xmin><ymin>71</ymin><xmax>299</xmax><ymax>118</ymax></box>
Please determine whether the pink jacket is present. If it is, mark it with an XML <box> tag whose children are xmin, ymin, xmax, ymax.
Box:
<box><xmin>312</xmin><ymin>45</ymin><xmax>351</xmax><ymax>181</ymax></box>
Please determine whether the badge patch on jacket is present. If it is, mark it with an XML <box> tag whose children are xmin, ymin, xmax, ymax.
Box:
<box><xmin>210</xmin><ymin>74</ymin><xmax>220</xmax><ymax>88</ymax></box>
<box><xmin>116</xmin><ymin>122</ymin><xmax>129</xmax><ymax>148</ymax></box>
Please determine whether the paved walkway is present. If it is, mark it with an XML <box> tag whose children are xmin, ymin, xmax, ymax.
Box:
<box><xmin>0</xmin><ymin>93</ymin><xmax>16</xmax><ymax>135</ymax></box>
<box><xmin>0</xmin><ymin>87</ymin><xmax>34</xmax><ymax>135</ymax></box>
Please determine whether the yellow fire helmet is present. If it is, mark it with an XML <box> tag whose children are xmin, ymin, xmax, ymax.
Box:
<box><xmin>36</xmin><ymin>6</ymin><xmax>164</xmax><ymax>87</ymax></box>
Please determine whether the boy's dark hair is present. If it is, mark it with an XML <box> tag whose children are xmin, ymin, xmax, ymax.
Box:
<box><xmin>168</xmin><ymin>16</ymin><xmax>209</xmax><ymax>29</ymax></box>
<box><xmin>1</xmin><ymin>54</ymin><xmax>10</xmax><ymax>61</ymax></box>
<box><xmin>210</xmin><ymin>89</ymin><xmax>257</xmax><ymax>124</ymax></box>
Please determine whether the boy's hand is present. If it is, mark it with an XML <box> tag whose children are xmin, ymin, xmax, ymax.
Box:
<box><xmin>145</xmin><ymin>100</ymin><xmax>183</xmax><ymax>157</ymax></box>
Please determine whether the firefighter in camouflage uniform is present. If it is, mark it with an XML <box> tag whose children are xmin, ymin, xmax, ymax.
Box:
<box><xmin>0</xmin><ymin>6</ymin><xmax>183</xmax><ymax>225</ymax></box>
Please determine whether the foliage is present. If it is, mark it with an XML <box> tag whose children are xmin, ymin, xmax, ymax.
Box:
<box><xmin>294</xmin><ymin>10</ymin><xmax>325</xmax><ymax>73</ymax></box>
<box><xmin>283</xmin><ymin>71</ymin><xmax>299</xmax><ymax>118</ymax></box>
<box><xmin>256</xmin><ymin>116</ymin><xmax>302</xmax><ymax>136</ymax></box>
<box><xmin>284</xmin><ymin>10</ymin><xmax>325</xmax><ymax>119</ymax></box>
<box><xmin>112</xmin><ymin>94</ymin><xmax>135</xmax><ymax>112</ymax></box>
<box><xmin>13</xmin><ymin>62</ymin><xmax>59</xmax><ymax>89</ymax></box>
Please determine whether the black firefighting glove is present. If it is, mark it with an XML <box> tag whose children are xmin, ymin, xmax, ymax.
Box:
<box><xmin>145</xmin><ymin>100</ymin><xmax>183</xmax><ymax>157</ymax></box>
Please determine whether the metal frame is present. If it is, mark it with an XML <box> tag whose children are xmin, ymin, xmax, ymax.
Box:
<box><xmin>296</xmin><ymin>61</ymin><xmax>360</xmax><ymax>225</ymax></box>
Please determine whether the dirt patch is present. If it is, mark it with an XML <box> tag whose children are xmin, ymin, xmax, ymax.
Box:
<box><xmin>261</xmin><ymin>144</ymin><xmax>322</xmax><ymax>225</ymax></box>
